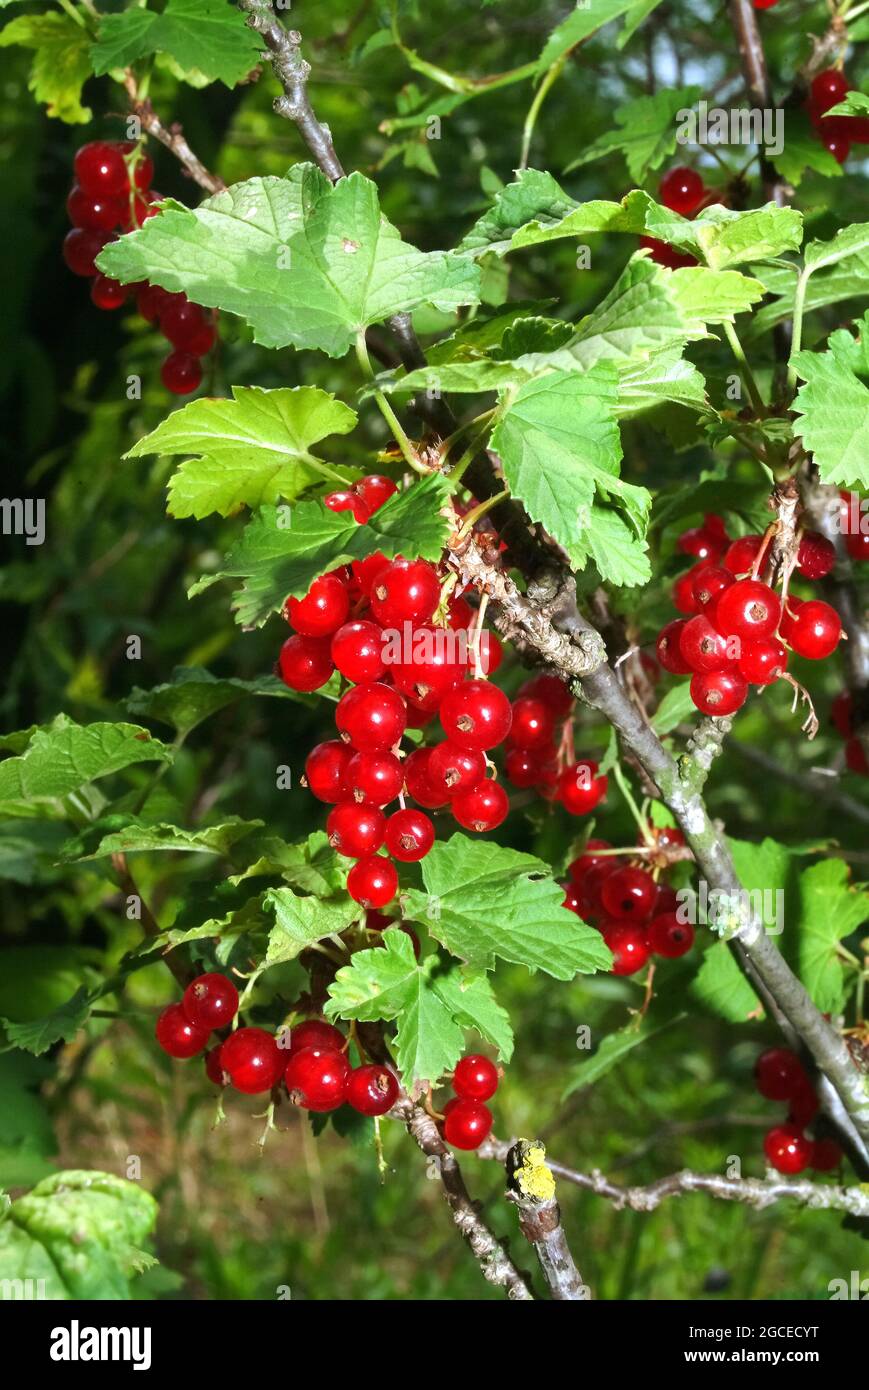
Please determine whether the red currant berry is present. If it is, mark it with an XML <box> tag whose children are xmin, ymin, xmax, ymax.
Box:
<box><xmin>692</xmin><ymin>564</ymin><xmax>734</xmax><ymax>610</ymax></box>
<box><xmin>74</xmin><ymin>141</ymin><xmax>129</xmax><ymax>197</ymax></box>
<box><xmin>777</xmin><ymin>595</ymin><xmax>803</xmax><ymax>643</ymax></box>
<box><xmin>370</xmin><ymin>557</ymin><xmax>441</xmax><ymax>627</ymax></box>
<box><xmin>205</xmin><ymin>1045</ymin><xmax>227</xmax><ymax>1086</ymax></box>
<box><xmin>822</xmin><ymin>131</ymin><xmax>850</xmax><ymax>163</ymax></box>
<box><xmin>797</xmin><ymin>530</ymin><xmax>836</xmax><ymax>580</ymax></box>
<box><xmin>155</xmin><ymin>1002</ymin><xmax>210</xmax><ymax>1058</ymax></box>
<box><xmin>349</xmin><ymin>551</ymin><xmax>390</xmax><ymax>599</ymax></box>
<box><xmin>305</xmin><ymin>740</ymin><xmax>352</xmax><ymax>803</ymax></box>
<box><xmin>738</xmin><ymin>637</ymin><xmax>787</xmax><ymax>686</ymax></box>
<box><xmin>679</xmin><ymin>614</ymin><xmax>735</xmax><ymax>673</ymax></box>
<box><xmin>62</xmin><ymin>227</ymin><xmax>109</xmax><ymax>277</ymax></box>
<box><xmin>656</xmin><ymin>619</ymin><xmax>693</xmax><ymax>675</ymax></box>
<box><xmin>346</xmin><ymin>1064</ymin><xmax>400</xmax><ymax>1116</ymax></box>
<box><xmin>390</xmin><ymin>627</ymin><xmax>464</xmax><ymax>710</ymax></box>
<box><xmin>324</xmin><ymin>489</ymin><xmax>361</xmax><ymax>519</ymax></box>
<box><xmin>788</xmin><ymin>1080</ymin><xmax>820</xmax><ymax>1128</ymax></box>
<box><xmin>517</xmin><ymin>671</ymin><xmax>573</xmax><ymax>717</ymax></box>
<box><xmin>327</xmin><ymin>800</ymin><xmax>386</xmax><ymax>858</ymax></box>
<box><xmin>288</xmin><ymin>1020</ymin><xmax>345</xmax><ymax>1054</ymax></box>
<box><xmin>831</xmin><ymin>691</ymin><xmax>853</xmax><ymax>738</ymax></box>
<box><xmin>601</xmin><ymin>921</ymin><xmax>651</xmax><ymax>976</ymax></box>
<box><xmin>845</xmin><ymin>527</ymin><xmax>869</xmax><ymax>562</ymax></box>
<box><xmin>66</xmin><ymin>184</ymin><xmax>124</xmax><ymax>232</ymax></box>
<box><xmin>159</xmin><ymin>298</ymin><xmax>208</xmax><ymax>350</ymax></box>
<box><xmin>810</xmin><ymin>68</ymin><xmax>850</xmax><ymax>116</ymax></box>
<box><xmin>161</xmin><ymin>350</ymin><xmax>202</xmax><ymax>395</ymax></box>
<box><xmin>714</xmin><ymin>579</ymin><xmax>780</xmax><ymax>641</ymax></box>
<box><xmin>689</xmin><ymin>668</ymin><xmax>748</xmax><ymax>716</ymax></box>
<box><xmin>347</xmin><ymin>854</ymin><xmax>398</xmax><ymax>908</ymax></box>
<box><xmin>723</xmin><ymin>534</ymin><xmax>764</xmax><ymax>576</ymax></box>
<box><xmin>285</xmin><ymin>1046</ymin><xmax>350</xmax><ymax>1111</ymax></box>
<box><xmin>754</xmin><ymin>1047</ymin><xmax>806</xmax><ymax>1102</ymax></box>
<box><xmin>558</xmin><ymin>760</ymin><xmax>607</xmax><ymax>815</ymax></box>
<box><xmin>278</xmin><ymin>634</ymin><xmax>334</xmax><ymax>692</ymax></box>
<box><xmin>476</xmin><ymin>629</ymin><xmax>503</xmax><ymax>676</ymax></box>
<box><xmin>567</xmin><ymin>840</ymin><xmax>613</xmax><ymax>884</ymax></box>
<box><xmin>336</xmin><ymin>682</ymin><xmax>407</xmax><ymax>750</ymax></box>
<box><xmin>403</xmin><ymin>747</ymin><xmax>450</xmax><ymax>808</ymax></box>
<box><xmin>639</xmin><ymin>236</ymin><xmax>696</xmax><ymax>269</ymax></box>
<box><xmin>439</xmin><ymin>679</ymin><xmax>512</xmax><ymax>751</ymax></box>
<box><xmin>117</xmin><ymin>142</ymin><xmax>154</xmax><ymax>190</ymax></box>
<box><xmin>221</xmin><ymin>1027</ymin><xmax>284</xmax><ymax>1094</ymax></box>
<box><xmin>763</xmin><ymin>1123</ymin><xmax>811</xmax><ymax>1175</ymax></box>
<box><xmin>659</xmin><ymin>166</ymin><xmax>705</xmax><ymax>215</ymax></box>
<box><xmin>182</xmin><ymin>973</ymin><xmax>239</xmax><ymax>1031</ymax></box>
<box><xmin>654</xmin><ymin>882</ymin><xmax>680</xmax><ymax>913</ymax></box>
<box><xmin>646</xmin><ymin>912</ymin><xmax>694</xmax><ymax>957</ymax></box>
<box><xmin>753</xmin><ymin>0</ymin><xmax>779</xmax><ymax>8</ymax></box>
<box><xmin>354</xmin><ymin>474</ymin><xmax>397</xmax><ymax>517</ymax></box>
<box><xmin>672</xmin><ymin>571</ymin><xmax>701</xmax><ymax>615</ymax></box>
<box><xmin>452</xmin><ymin>779</ymin><xmax>509</xmax><ymax>833</ymax></box>
<box><xmin>810</xmin><ymin>1138</ymin><xmax>842</xmax><ymax>1173</ymax></box>
<box><xmin>443</xmin><ymin>1098</ymin><xmax>493</xmax><ymax>1150</ymax></box>
<box><xmin>563</xmin><ymin>882</ymin><xmax>583</xmax><ymax>914</ymax></box>
<box><xmin>508</xmin><ymin>696</ymin><xmax>554</xmax><ymax>749</ymax></box>
<box><xmin>787</xmin><ymin>599</ymin><xmax>841</xmax><ymax>659</ymax></box>
<box><xmin>504</xmin><ymin>745</ymin><xmax>544</xmax><ymax>789</ymax></box>
<box><xmin>601</xmin><ymin>866</ymin><xmax>657</xmax><ymax>921</ymax></box>
<box><xmin>331</xmin><ymin>620</ymin><xmax>386</xmax><ymax>684</ymax></box>
<box><xmin>384</xmin><ymin>807</ymin><xmax>435</xmax><ymax>861</ymax></box>
<box><xmin>90</xmin><ymin>274</ymin><xmax>127</xmax><ymax>311</ymax></box>
<box><xmin>677</xmin><ymin>525</ymin><xmax>723</xmax><ymax>563</ymax></box>
<box><xmin>453</xmin><ymin>1054</ymin><xmax>499</xmax><ymax>1102</ymax></box>
<box><xmin>845</xmin><ymin>737</ymin><xmax>869</xmax><ymax>776</ymax></box>
<box><xmin>285</xmin><ymin>574</ymin><xmax>350</xmax><ymax>638</ymax></box>
<box><xmin>428</xmin><ymin>741</ymin><xmax>486</xmax><ymax>798</ymax></box>
<box><xmin>136</xmin><ymin>284</ymin><xmax>175</xmax><ymax>323</ymax></box>
<box><xmin>344</xmin><ymin>749</ymin><xmax>403</xmax><ymax>806</ymax></box>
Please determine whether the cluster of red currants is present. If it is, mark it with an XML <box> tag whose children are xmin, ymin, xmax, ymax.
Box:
<box><xmin>640</xmin><ymin>166</ymin><xmax>711</xmax><ymax>270</ymax></box>
<box><xmin>754</xmin><ymin>1048</ymin><xmax>842</xmax><ymax>1175</ymax></box>
<box><xmin>62</xmin><ymin>140</ymin><xmax>216</xmax><ymax>395</ymax></box>
<box><xmin>804</xmin><ymin>68</ymin><xmax>869</xmax><ymax>166</ymax></box>
<box><xmin>440</xmin><ymin>1054</ymin><xmax>500</xmax><ymax>1150</ymax></box>
<box><xmin>563</xmin><ymin>829</ymin><xmax>694</xmax><ymax>976</ymax></box>
<box><xmin>656</xmin><ymin>512</ymin><xmax>843</xmax><ymax>717</ymax></box>
<box><xmin>502</xmin><ymin>672</ymin><xmax>610</xmax><ymax>813</ymax></box>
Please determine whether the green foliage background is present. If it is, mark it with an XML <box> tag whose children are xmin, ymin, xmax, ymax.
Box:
<box><xmin>1</xmin><ymin>0</ymin><xmax>868</xmax><ymax>1300</ymax></box>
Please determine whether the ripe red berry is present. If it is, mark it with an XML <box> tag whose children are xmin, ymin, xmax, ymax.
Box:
<box><xmin>402</xmin><ymin>747</ymin><xmax>450</xmax><ymax>808</ymax></box>
<box><xmin>672</xmin><ymin>571</ymin><xmax>701</xmax><ymax>615</ymax></box>
<box><xmin>384</xmin><ymin>807</ymin><xmax>435</xmax><ymax>861</ymax></box>
<box><xmin>690</xmin><ymin>668</ymin><xmax>748</xmax><ymax>716</ymax></box>
<box><xmin>89</xmin><ymin>274</ymin><xmax>127</xmax><ymax>311</ymax></box>
<box><xmin>763</xmin><ymin>1123</ymin><xmax>812</xmax><ymax>1175</ymax></box>
<box><xmin>161</xmin><ymin>350</ymin><xmax>202</xmax><ymax>395</ymax></box>
<box><xmin>639</xmin><ymin>236</ymin><xmax>696</xmax><ymax>269</ymax></box>
<box><xmin>330</xmin><ymin>620</ymin><xmax>386</xmax><ymax>684</ymax></box>
<box><xmin>347</xmin><ymin>854</ymin><xmax>398</xmax><ymax>908</ymax></box>
<box><xmin>324</xmin><ymin>489</ymin><xmax>368</xmax><ymax>523</ymax></box>
<box><xmin>439</xmin><ymin>679</ymin><xmax>512</xmax><ymax>750</ymax></box>
<box><xmin>601</xmin><ymin>921</ymin><xmax>651</xmax><ymax>976</ymax></box>
<box><xmin>692</xmin><ymin>563</ymin><xmax>734</xmax><ymax>610</ymax></box>
<box><xmin>656</xmin><ymin>619</ymin><xmax>693</xmax><ymax>675</ymax></box>
<box><xmin>390</xmin><ymin>626</ymin><xmax>464</xmax><ymax>709</ymax></box>
<box><xmin>777</xmin><ymin>595</ymin><xmax>803</xmax><ymax>643</ymax></box>
<box><xmin>845</xmin><ymin>737</ymin><xmax>869</xmax><ymax>776</ymax></box>
<box><xmin>370</xmin><ymin>557</ymin><xmax>441</xmax><ymax>627</ymax></box>
<box><xmin>62</xmin><ymin>227</ymin><xmax>109</xmax><ymax>277</ymax></box>
<box><xmin>74</xmin><ymin>141</ymin><xmax>129</xmax><ymax>197</ymax></box>
<box><xmin>428</xmin><ymin>741</ymin><xmax>485</xmax><ymax>798</ymax></box>
<box><xmin>822</xmin><ymin>131</ymin><xmax>850</xmax><ymax>163</ymax></box>
<box><xmin>443</xmin><ymin>1098</ymin><xmax>493</xmax><ymax>1150</ymax></box>
<box><xmin>66</xmin><ymin>184</ymin><xmax>124</xmax><ymax>232</ymax></box>
<box><xmin>305</xmin><ymin>740</ymin><xmax>352</xmax><ymax>803</ymax></box>
<box><xmin>452</xmin><ymin>779</ymin><xmax>509</xmax><ymax>832</ymax></box>
<box><xmin>788</xmin><ymin>1080</ymin><xmax>820</xmax><ymax>1128</ymax></box>
<box><xmin>327</xmin><ymin>800</ymin><xmax>386</xmax><ymax>858</ymax></box>
<box><xmin>346</xmin><ymin>1064</ymin><xmax>400</xmax><ymax>1116</ymax></box>
<box><xmin>508</xmin><ymin>696</ymin><xmax>555</xmax><ymax>749</ymax></box>
<box><xmin>845</xmin><ymin>527</ymin><xmax>869</xmax><ymax>562</ymax></box>
<box><xmin>567</xmin><ymin>840</ymin><xmax>613</xmax><ymax>884</ymax></box>
<box><xmin>679</xmin><ymin>614</ymin><xmax>735</xmax><ymax>673</ymax></box>
<box><xmin>810</xmin><ymin>68</ymin><xmax>850</xmax><ymax>115</ymax></box>
<box><xmin>558</xmin><ymin>760</ymin><xmax>607</xmax><ymax>815</ymax></box>
<box><xmin>453</xmin><ymin>1054</ymin><xmax>499</xmax><ymax>1102</ymax></box>
<box><xmin>810</xmin><ymin>1138</ymin><xmax>843</xmax><ymax>1173</ymax></box>
<box><xmin>155</xmin><ymin>1002</ymin><xmax>210</xmax><ymax>1058</ymax></box>
<box><xmin>205</xmin><ymin>1045</ymin><xmax>227</xmax><ymax>1086</ymax></box>
<box><xmin>754</xmin><ymin>1047</ymin><xmax>806</xmax><ymax>1102</ymax></box>
<box><xmin>285</xmin><ymin>1046</ymin><xmax>350</xmax><ymax>1111</ymax></box>
<box><xmin>285</xmin><ymin>574</ymin><xmax>350</xmax><ymax>638</ymax></box>
<box><xmin>646</xmin><ymin>912</ymin><xmax>694</xmax><ymax>957</ymax></box>
<box><xmin>336</xmin><ymin>682</ymin><xmax>407</xmax><ymax>750</ymax></box>
<box><xmin>831</xmin><ymin>691</ymin><xmax>853</xmax><ymax>738</ymax></box>
<box><xmin>159</xmin><ymin>298</ymin><xmax>209</xmax><ymax>351</ymax></box>
<box><xmin>787</xmin><ymin>599</ymin><xmax>842</xmax><ymax>659</ymax></box>
<box><xmin>278</xmin><ymin>634</ymin><xmax>334</xmax><ymax>692</ymax></box>
<box><xmin>723</xmin><ymin>534</ymin><xmax>764</xmax><ymax>575</ymax></box>
<box><xmin>738</xmin><ymin>636</ymin><xmax>787</xmax><ymax>686</ymax></box>
<box><xmin>182</xmin><ymin>973</ymin><xmax>239</xmax><ymax>1031</ymax></box>
<box><xmin>659</xmin><ymin>166</ymin><xmax>705</xmax><ymax>215</ymax></box>
<box><xmin>504</xmin><ymin>746</ymin><xmax>544</xmax><ymax>788</ymax></box>
<box><xmin>601</xmin><ymin>866</ymin><xmax>657</xmax><ymax>922</ymax></box>
<box><xmin>288</xmin><ymin>1020</ymin><xmax>345</xmax><ymax>1054</ymax></box>
<box><xmin>221</xmin><ymin>1027</ymin><xmax>284</xmax><ymax>1094</ymax></box>
<box><xmin>518</xmin><ymin>672</ymin><xmax>573</xmax><ymax>717</ymax></box>
<box><xmin>136</xmin><ymin>284</ymin><xmax>175</xmax><ymax>323</ymax></box>
<box><xmin>753</xmin><ymin>0</ymin><xmax>779</xmax><ymax>9</ymax></box>
<box><xmin>714</xmin><ymin>579</ymin><xmax>780</xmax><ymax>641</ymax></box>
<box><xmin>796</xmin><ymin>530</ymin><xmax>836</xmax><ymax>580</ymax></box>
<box><xmin>677</xmin><ymin>525</ymin><xmax>723</xmax><ymax>564</ymax></box>
<box><xmin>344</xmin><ymin>749</ymin><xmax>404</xmax><ymax>806</ymax></box>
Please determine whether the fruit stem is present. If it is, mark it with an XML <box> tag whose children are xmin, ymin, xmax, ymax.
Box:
<box><xmin>355</xmin><ymin>331</ymin><xmax>427</xmax><ymax>475</ymax></box>
<box><xmin>519</xmin><ymin>52</ymin><xmax>567</xmax><ymax>169</ymax></box>
<box><xmin>787</xmin><ymin>266</ymin><xmax>810</xmax><ymax>393</ymax></box>
<box><xmin>455</xmin><ymin>489</ymin><xmax>509</xmax><ymax>541</ymax></box>
<box><xmin>612</xmin><ymin>757</ymin><xmax>656</xmax><ymax>845</ymax></box>
<box><xmin>470</xmin><ymin>592</ymin><xmax>490</xmax><ymax>679</ymax></box>
<box><xmin>722</xmin><ymin>320</ymin><xmax>766</xmax><ymax>417</ymax></box>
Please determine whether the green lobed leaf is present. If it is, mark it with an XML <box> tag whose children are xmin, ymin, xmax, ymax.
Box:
<box><xmin>90</xmin><ymin>0</ymin><xmax>265</xmax><ymax>86</ymax></box>
<box><xmin>770</xmin><ymin>108</ymin><xmax>843</xmax><ymax>186</ymax></box>
<box><xmin>0</xmin><ymin>1171</ymin><xmax>158</xmax><ymax>1299</ymax></box>
<box><xmin>0</xmin><ymin>716</ymin><xmax>173</xmax><ymax>801</ymax></box>
<box><xmin>264</xmin><ymin>887</ymin><xmax>361</xmax><ymax>966</ymax></box>
<box><xmin>60</xmin><ymin>815</ymin><xmax>263</xmax><ymax>863</ymax></box>
<box><xmin>565</xmin><ymin>86</ymin><xmax>702</xmax><ymax>184</ymax></box>
<box><xmin>791</xmin><ymin>313</ymin><xmax>869</xmax><ymax>489</ymax></box>
<box><xmin>691</xmin><ymin>940</ymin><xmax>763</xmax><ymax>1023</ymax></box>
<box><xmin>98</xmin><ymin>167</ymin><xmax>480</xmax><ymax>356</ymax></box>
<box><xmin>126</xmin><ymin>387</ymin><xmax>358</xmax><ymax>520</ymax></box>
<box><xmin>403</xmin><ymin>834</ymin><xmax>613</xmax><ymax>979</ymax></box>
<box><xmin>1</xmin><ymin>987</ymin><xmax>92</xmax><ymax>1057</ymax></box>
<box><xmin>650</xmin><ymin>682</ymin><xmax>695</xmax><ymax>735</ymax></box>
<box><xmin>126</xmin><ymin>666</ymin><xmax>302</xmax><ymax>737</ymax></box>
<box><xmin>804</xmin><ymin>222</ymin><xmax>869</xmax><ymax>275</ymax></box>
<box><xmin>561</xmin><ymin>1016</ymin><xmax>679</xmax><ymax>1100</ymax></box>
<box><xmin>796</xmin><ymin>859</ymin><xmax>869</xmax><ymax>1014</ymax></box>
<box><xmin>537</xmin><ymin>0</ymin><xmax>646</xmax><ymax>73</ymax></box>
<box><xmin>0</xmin><ymin>14</ymin><xmax>92</xmax><ymax>123</ymax></box>
<box><xmin>190</xmin><ymin>473</ymin><xmax>453</xmax><ymax>628</ymax></box>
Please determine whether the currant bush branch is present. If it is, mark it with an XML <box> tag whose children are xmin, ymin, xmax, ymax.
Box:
<box><xmin>121</xmin><ymin>71</ymin><xmax>226</xmax><ymax>196</ymax></box>
<box><xmin>504</xmin><ymin>1140</ymin><xmax>589</xmax><ymax>1300</ymax></box>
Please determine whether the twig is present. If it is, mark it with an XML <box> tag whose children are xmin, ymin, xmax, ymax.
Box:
<box><xmin>110</xmin><ymin>853</ymin><xmax>194</xmax><ymax>989</ymax></box>
<box><xmin>121</xmin><ymin>71</ymin><xmax>225</xmax><ymax>195</ymax></box>
<box><xmin>389</xmin><ymin>1097</ymin><xmax>534</xmax><ymax>1300</ymax></box>
<box><xmin>505</xmin><ymin>1141</ymin><xmax>589</xmax><ymax>1300</ymax></box>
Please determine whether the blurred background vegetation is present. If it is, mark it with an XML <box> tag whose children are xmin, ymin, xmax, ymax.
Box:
<box><xmin>1</xmin><ymin>0</ymin><xmax>867</xmax><ymax>1299</ymax></box>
